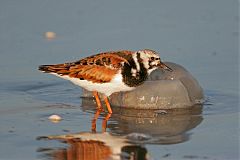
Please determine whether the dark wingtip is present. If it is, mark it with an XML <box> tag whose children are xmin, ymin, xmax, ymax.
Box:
<box><xmin>38</xmin><ymin>65</ymin><xmax>51</xmax><ymax>72</ymax></box>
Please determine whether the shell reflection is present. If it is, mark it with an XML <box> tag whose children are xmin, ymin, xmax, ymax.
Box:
<box><xmin>110</xmin><ymin>106</ymin><xmax>203</xmax><ymax>144</ymax></box>
<box><xmin>82</xmin><ymin>96</ymin><xmax>203</xmax><ymax>144</ymax></box>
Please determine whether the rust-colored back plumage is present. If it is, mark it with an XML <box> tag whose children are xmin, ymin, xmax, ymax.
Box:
<box><xmin>39</xmin><ymin>50</ymin><xmax>134</xmax><ymax>83</ymax></box>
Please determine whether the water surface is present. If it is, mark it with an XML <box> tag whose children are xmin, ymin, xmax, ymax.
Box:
<box><xmin>0</xmin><ymin>0</ymin><xmax>238</xmax><ymax>160</ymax></box>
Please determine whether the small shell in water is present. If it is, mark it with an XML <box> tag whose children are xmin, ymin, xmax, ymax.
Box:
<box><xmin>48</xmin><ymin>114</ymin><xmax>62</xmax><ymax>123</ymax></box>
<box><xmin>44</xmin><ymin>31</ymin><xmax>56</xmax><ymax>40</ymax></box>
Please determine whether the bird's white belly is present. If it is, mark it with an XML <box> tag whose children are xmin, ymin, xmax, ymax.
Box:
<box><xmin>52</xmin><ymin>73</ymin><xmax>134</xmax><ymax>96</ymax></box>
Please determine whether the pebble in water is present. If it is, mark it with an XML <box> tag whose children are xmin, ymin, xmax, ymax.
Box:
<box><xmin>48</xmin><ymin>114</ymin><xmax>62</xmax><ymax>123</ymax></box>
<box><xmin>44</xmin><ymin>31</ymin><xmax>56</xmax><ymax>40</ymax></box>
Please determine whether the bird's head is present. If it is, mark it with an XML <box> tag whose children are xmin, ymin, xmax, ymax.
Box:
<box><xmin>136</xmin><ymin>49</ymin><xmax>173</xmax><ymax>74</ymax></box>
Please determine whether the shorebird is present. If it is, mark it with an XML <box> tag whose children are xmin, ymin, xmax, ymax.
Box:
<box><xmin>39</xmin><ymin>49</ymin><xmax>172</xmax><ymax>114</ymax></box>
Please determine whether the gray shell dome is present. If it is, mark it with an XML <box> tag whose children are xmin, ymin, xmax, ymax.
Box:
<box><xmin>83</xmin><ymin>62</ymin><xmax>204</xmax><ymax>109</ymax></box>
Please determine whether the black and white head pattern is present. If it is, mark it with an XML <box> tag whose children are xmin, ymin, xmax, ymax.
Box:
<box><xmin>121</xmin><ymin>49</ymin><xmax>161</xmax><ymax>87</ymax></box>
<box><xmin>133</xmin><ymin>49</ymin><xmax>161</xmax><ymax>75</ymax></box>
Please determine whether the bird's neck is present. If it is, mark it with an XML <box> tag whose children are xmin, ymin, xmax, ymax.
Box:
<box><xmin>121</xmin><ymin>53</ymin><xmax>149</xmax><ymax>87</ymax></box>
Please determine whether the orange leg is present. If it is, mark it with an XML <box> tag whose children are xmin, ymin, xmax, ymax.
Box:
<box><xmin>92</xmin><ymin>91</ymin><xmax>103</xmax><ymax>110</ymax></box>
<box><xmin>104</xmin><ymin>96</ymin><xmax>113</xmax><ymax>114</ymax></box>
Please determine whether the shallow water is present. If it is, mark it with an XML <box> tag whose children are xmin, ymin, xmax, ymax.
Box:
<box><xmin>0</xmin><ymin>0</ymin><xmax>239</xmax><ymax>160</ymax></box>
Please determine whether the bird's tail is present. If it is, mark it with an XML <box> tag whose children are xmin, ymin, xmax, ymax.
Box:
<box><xmin>38</xmin><ymin>63</ymin><xmax>72</xmax><ymax>75</ymax></box>
<box><xmin>38</xmin><ymin>65</ymin><xmax>54</xmax><ymax>73</ymax></box>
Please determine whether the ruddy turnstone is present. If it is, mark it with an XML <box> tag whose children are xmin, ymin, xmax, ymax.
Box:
<box><xmin>39</xmin><ymin>49</ymin><xmax>172</xmax><ymax>114</ymax></box>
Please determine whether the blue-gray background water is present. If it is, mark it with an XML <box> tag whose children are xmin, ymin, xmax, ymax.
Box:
<box><xmin>0</xmin><ymin>0</ymin><xmax>239</xmax><ymax>160</ymax></box>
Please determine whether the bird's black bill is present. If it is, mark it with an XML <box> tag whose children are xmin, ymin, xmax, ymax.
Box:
<box><xmin>158</xmin><ymin>62</ymin><xmax>173</xmax><ymax>72</ymax></box>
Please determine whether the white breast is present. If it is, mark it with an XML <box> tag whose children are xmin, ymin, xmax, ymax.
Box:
<box><xmin>51</xmin><ymin>73</ymin><xmax>135</xmax><ymax>96</ymax></box>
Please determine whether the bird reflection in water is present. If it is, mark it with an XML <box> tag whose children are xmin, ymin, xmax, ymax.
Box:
<box><xmin>37</xmin><ymin>108</ymin><xmax>149</xmax><ymax>160</ymax></box>
<box><xmin>37</xmin><ymin>98</ymin><xmax>203</xmax><ymax>160</ymax></box>
<box><xmin>91</xmin><ymin>109</ymin><xmax>111</xmax><ymax>133</ymax></box>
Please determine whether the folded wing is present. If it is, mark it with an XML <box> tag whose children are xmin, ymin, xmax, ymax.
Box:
<box><xmin>39</xmin><ymin>51</ymin><xmax>133</xmax><ymax>83</ymax></box>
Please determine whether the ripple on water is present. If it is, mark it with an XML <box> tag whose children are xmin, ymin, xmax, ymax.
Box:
<box><xmin>203</xmin><ymin>90</ymin><xmax>238</xmax><ymax>116</ymax></box>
